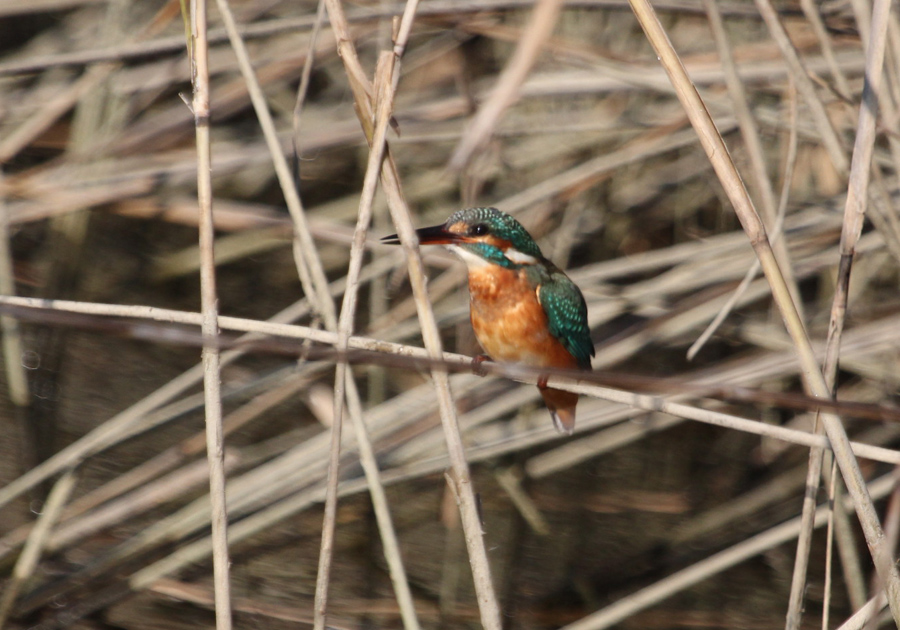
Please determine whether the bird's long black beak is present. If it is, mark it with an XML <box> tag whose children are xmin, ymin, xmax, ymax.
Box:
<box><xmin>381</xmin><ymin>224</ymin><xmax>460</xmax><ymax>246</ymax></box>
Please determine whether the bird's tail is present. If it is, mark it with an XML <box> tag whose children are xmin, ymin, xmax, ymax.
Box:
<box><xmin>540</xmin><ymin>387</ymin><xmax>579</xmax><ymax>435</ymax></box>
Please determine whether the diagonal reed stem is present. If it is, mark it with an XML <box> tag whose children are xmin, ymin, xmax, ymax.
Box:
<box><xmin>626</xmin><ymin>0</ymin><xmax>900</xmax><ymax>624</ymax></box>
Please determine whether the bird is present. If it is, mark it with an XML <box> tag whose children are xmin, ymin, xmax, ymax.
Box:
<box><xmin>382</xmin><ymin>207</ymin><xmax>593</xmax><ymax>434</ymax></box>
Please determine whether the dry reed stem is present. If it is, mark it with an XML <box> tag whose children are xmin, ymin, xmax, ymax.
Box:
<box><xmin>799</xmin><ymin>0</ymin><xmax>852</xmax><ymax>101</ymax></box>
<box><xmin>822</xmin><ymin>461</ymin><xmax>838</xmax><ymax>630</ymax></box>
<box><xmin>753</xmin><ymin>0</ymin><xmax>849</xmax><ymax>175</ymax></box>
<box><xmin>0</xmin><ymin>470</ymin><xmax>76</xmax><ymax>629</ymax></box>
<box><xmin>865</xmin><ymin>484</ymin><xmax>900</xmax><ymax>630</ymax></box>
<box><xmin>783</xmin><ymin>74</ymin><xmax>837</xmax><ymax>625</ymax></box>
<box><xmin>320</xmin><ymin>0</ymin><xmax>503</xmax><ymax>625</ymax></box>
<box><xmin>212</xmin><ymin>0</ymin><xmax>322</xmax><ymax>315</ymax></box>
<box><xmin>381</xmin><ymin>79</ymin><xmax>508</xmax><ymax>630</ymax></box>
<box><xmin>318</xmin><ymin>52</ymin><xmax>421</xmax><ymax>630</ymax></box>
<box><xmin>626</xmin><ymin>0</ymin><xmax>900</xmax><ymax>622</ymax></box>
<box><xmin>190</xmin><ymin>0</ymin><xmax>233</xmax><ymax>626</ymax></box>
<box><xmin>2</xmin><ymin>295</ymin><xmax>900</xmax><ymax>466</ymax></box>
<box><xmin>561</xmin><ymin>471</ymin><xmax>900</xmax><ymax>630</ymax></box>
<box><xmin>0</xmin><ymin>173</ymin><xmax>28</xmax><ymax>408</ymax></box>
<box><xmin>831</xmin><ymin>472</ymin><xmax>868</xmax><ymax>611</ymax></box>
<box><xmin>447</xmin><ymin>0</ymin><xmax>564</xmax><ymax>170</ymax></box>
<box><xmin>688</xmin><ymin>79</ymin><xmax>799</xmax><ymax>361</ymax></box>
<box><xmin>817</xmin><ymin>0</ymin><xmax>893</xmax><ymax>621</ymax></box>
<box><xmin>309</xmin><ymin>1</ymin><xmax>422</xmax><ymax>624</ymax></box>
<box><xmin>837</xmin><ymin>595</ymin><xmax>885</xmax><ymax>630</ymax></box>
<box><xmin>292</xmin><ymin>0</ymin><xmax>326</xmax><ymax>138</ymax></box>
<box><xmin>788</xmin><ymin>0</ymin><xmax>894</xmax><ymax>623</ymax></box>
<box><xmin>700</xmin><ymin>0</ymin><xmax>803</xmax><ymax>317</ymax></box>
<box><xmin>206</xmin><ymin>4</ymin><xmax>408</xmax><ymax>627</ymax></box>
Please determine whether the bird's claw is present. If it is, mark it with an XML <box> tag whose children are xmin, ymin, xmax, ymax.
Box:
<box><xmin>472</xmin><ymin>354</ymin><xmax>490</xmax><ymax>377</ymax></box>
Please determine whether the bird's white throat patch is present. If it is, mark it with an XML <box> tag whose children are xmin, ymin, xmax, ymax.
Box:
<box><xmin>445</xmin><ymin>244</ymin><xmax>490</xmax><ymax>269</ymax></box>
<box><xmin>445</xmin><ymin>244</ymin><xmax>538</xmax><ymax>269</ymax></box>
<box><xmin>504</xmin><ymin>249</ymin><xmax>538</xmax><ymax>265</ymax></box>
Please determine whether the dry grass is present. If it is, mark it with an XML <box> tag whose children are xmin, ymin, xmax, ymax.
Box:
<box><xmin>2</xmin><ymin>1</ymin><xmax>900</xmax><ymax>629</ymax></box>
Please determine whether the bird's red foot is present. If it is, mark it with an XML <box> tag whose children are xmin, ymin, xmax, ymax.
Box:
<box><xmin>537</xmin><ymin>375</ymin><xmax>549</xmax><ymax>389</ymax></box>
<box><xmin>472</xmin><ymin>354</ymin><xmax>490</xmax><ymax>377</ymax></box>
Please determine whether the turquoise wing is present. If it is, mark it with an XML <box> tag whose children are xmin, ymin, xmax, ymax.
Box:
<box><xmin>537</xmin><ymin>272</ymin><xmax>594</xmax><ymax>369</ymax></box>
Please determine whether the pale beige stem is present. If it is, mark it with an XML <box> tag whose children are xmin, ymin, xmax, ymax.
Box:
<box><xmin>190</xmin><ymin>0</ymin><xmax>232</xmax><ymax>626</ymax></box>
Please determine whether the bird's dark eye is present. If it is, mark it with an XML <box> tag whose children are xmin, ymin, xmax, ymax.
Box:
<box><xmin>471</xmin><ymin>224</ymin><xmax>489</xmax><ymax>236</ymax></box>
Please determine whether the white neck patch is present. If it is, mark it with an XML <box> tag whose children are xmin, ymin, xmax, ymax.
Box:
<box><xmin>504</xmin><ymin>249</ymin><xmax>538</xmax><ymax>265</ymax></box>
<box><xmin>446</xmin><ymin>244</ymin><xmax>538</xmax><ymax>269</ymax></box>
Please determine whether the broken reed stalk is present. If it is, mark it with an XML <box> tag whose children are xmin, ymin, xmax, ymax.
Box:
<box><xmin>190</xmin><ymin>0</ymin><xmax>233</xmax><ymax>627</ymax></box>
<box><xmin>625</xmin><ymin>0</ymin><xmax>900</xmax><ymax>623</ymax></box>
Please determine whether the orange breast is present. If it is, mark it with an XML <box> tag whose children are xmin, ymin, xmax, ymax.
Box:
<box><xmin>467</xmin><ymin>266</ymin><xmax>577</xmax><ymax>370</ymax></box>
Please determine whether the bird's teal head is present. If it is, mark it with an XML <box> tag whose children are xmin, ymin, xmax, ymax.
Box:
<box><xmin>382</xmin><ymin>207</ymin><xmax>543</xmax><ymax>269</ymax></box>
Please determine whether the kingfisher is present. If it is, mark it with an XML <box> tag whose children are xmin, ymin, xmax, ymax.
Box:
<box><xmin>382</xmin><ymin>207</ymin><xmax>594</xmax><ymax>434</ymax></box>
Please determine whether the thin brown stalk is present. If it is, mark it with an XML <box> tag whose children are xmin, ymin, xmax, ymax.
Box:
<box><xmin>379</xmin><ymin>118</ymin><xmax>510</xmax><ymax>630</ymax></box>
<box><xmin>687</xmin><ymin>0</ymin><xmax>802</xmax><ymax>361</ymax></box>
<box><xmin>831</xmin><ymin>474</ymin><xmax>868</xmax><ymax>611</ymax></box>
<box><xmin>626</xmin><ymin>0</ymin><xmax>900</xmax><ymax>623</ymax></box>
<box><xmin>837</xmin><ymin>596</ymin><xmax>885</xmax><ymax>630</ymax></box>
<box><xmin>190</xmin><ymin>0</ymin><xmax>232</xmax><ymax>626</ymax></box>
<box><xmin>864</xmin><ymin>480</ymin><xmax>900</xmax><ymax>630</ymax></box>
